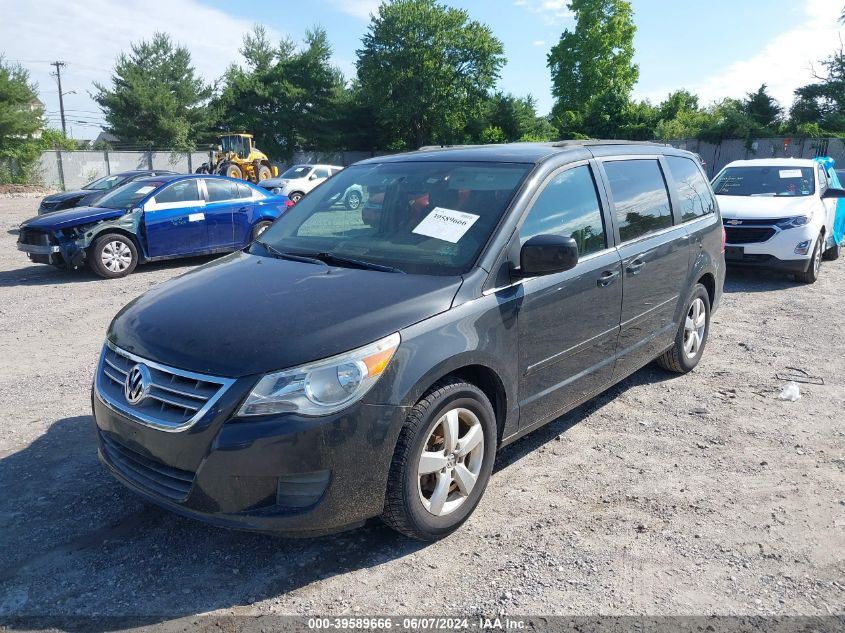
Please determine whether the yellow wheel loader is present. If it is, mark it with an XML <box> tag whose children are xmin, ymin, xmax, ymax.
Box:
<box><xmin>195</xmin><ymin>134</ymin><xmax>278</xmax><ymax>182</ymax></box>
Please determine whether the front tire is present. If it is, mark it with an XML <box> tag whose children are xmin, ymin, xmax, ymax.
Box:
<box><xmin>89</xmin><ymin>234</ymin><xmax>138</xmax><ymax>279</ymax></box>
<box><xmin>257</xmin><ymin>165</ymin><xmax>272</xmax><ymax>182</ymax></box>
<box><xmin>381</xmin><ymin>378</ymin><xmax>497</xmax><ymax>541</ymax></box>
<box><xmin>656</xmin><ymin>283</ymin><xmax>710</xmax><ymax>373</ymax></box>
<box><xmin>797</xmin><ymin>234</ymin><xmax>823</xmax><ymax>284</ymax></box>
<box><xmin>345</xmin><ymin>190</ymin><xmax>363</xmax><ymax>210</ymax></box>
<box><xmin>289</xmin><ymin>191</ymin><xmax>303</xmax><ymax>203</ymax></box>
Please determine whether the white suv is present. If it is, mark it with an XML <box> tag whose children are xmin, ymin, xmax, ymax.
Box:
<box><xmin>258</xmin><ymin>164</ymin><xmax>345</xmax><ymax>204</ymax></box>
<box><xmin>712</xmin><ymin>158</ymin><xmax>844</xmax><ymax>283</ymax></box>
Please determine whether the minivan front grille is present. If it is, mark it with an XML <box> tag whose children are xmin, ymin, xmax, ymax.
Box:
<box><xmin>724</xmin><ymin>226</ymin><xmax>777</xmax><ymax>244</ymax></box>
<box><xmin>100</xmin><ymin>432</ymin><xmax>194</xmax><ymax>501</ymax></box>
<box><xmin>96</xmin><ymin>343</ymin><xmax>235</xmax><ymax>431</ymax></box>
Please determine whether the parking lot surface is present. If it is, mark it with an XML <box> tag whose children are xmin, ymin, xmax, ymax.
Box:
<box><xmin>0</xmin><ymin>197</ymin><xmax>843</xmax><ymax>622</ymax></box>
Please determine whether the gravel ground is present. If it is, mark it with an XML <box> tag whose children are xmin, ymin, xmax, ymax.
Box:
<box><xmin>0</xmin><ymin>197</ymin><xmax>843</xmax><ymax>625</ymax></box>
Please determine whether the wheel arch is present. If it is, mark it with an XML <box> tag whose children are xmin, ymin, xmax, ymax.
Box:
<box><xmin>697</xmin><ymin>271</ymin><xmax>716</xmax><ymax>308</ymax></box>
<box><xmin>399</xmin><ymin>359</ymin><xmax>510</xmax><ymax>445</ymax></box>
<box><xmin>85</xmin><ymin>224</ymin><xmax>146</xmax><ymax>261</ymax></box>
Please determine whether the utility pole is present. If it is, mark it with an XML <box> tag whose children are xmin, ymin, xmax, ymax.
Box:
<box><xmin>50</xmin><ymin>61</ymin><xmax>67</xmax><ymax>134</ymax></box>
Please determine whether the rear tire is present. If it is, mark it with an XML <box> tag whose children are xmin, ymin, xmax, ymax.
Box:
<box><xmin>656</xmin><ymin>283</ymin><xmax>710</xmax><ymax>373</ymax></box>
<box><xmin>251</xmin><ymin>221</ymin><xmax>272</xmax><ymax>240</ymax></box>
<box><xmin>797</xmin><ymin>234</ymin><xmax>823</xmax><ymax>284</ymax></box>
<box><xmin>381</xmin><ymin>377</ymin><xmax>497</xmax><ymax>541</ymax></box>
<box><xmin>225</xmin><ymin>164</ymin><xmax>243</xmax><ymax>179</ymax></box>
<box><xmin>89</xmin><ymin>233</ymin><xmax>138</xmax><ymax>279</ymax></box>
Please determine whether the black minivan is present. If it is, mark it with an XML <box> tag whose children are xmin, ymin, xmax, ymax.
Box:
<box><xmin>93</xmin><ymin>142</ymin><xmax>725</xmax><ymax>540</ymax></box>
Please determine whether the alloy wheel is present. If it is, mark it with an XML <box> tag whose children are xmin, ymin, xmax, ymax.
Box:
<box><xmin>813</xmin><ymin>238</ymin><xmax>822</xmax><ymax>277</ymax></box>
<box><xmin>683</xmin><ymin>297</ymin><xmax>706</xmax><ymax>359</ymax></box>
<box><xmin>417</xmin><ymin>407</ymin><xmax>485</xmax><ymax>516</ymax></box>
<box><xmin>101</xmin><ymin>240</ymin><xmax>133</xmax><ymax>273</ymax></box>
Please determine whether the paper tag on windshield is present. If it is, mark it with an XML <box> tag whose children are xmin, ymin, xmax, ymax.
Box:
<box><xmin>412</xmin><ymin>207</ymin><xmax>480</xmax><ymax>243</ymax></box>
<box><xmin>135</xmin><ymin>186</ymin><xmax>155</xmax><ymax>195</ymax></box>
<box><xmin>779</xmin><ymin>169</ymin><xmax>802</xmax><ymax>179</ymax></box>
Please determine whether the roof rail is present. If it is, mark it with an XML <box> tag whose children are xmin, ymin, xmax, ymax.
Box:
<box><xmin>551</xmin><ymin>139</ymin><xmax>667</xmax><ymax>148</ymax></box>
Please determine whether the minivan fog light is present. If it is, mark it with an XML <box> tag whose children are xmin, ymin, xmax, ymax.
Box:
<box><xmin>237</xmin><ymin>333</ymin><xmax>400</xmax><ymax>417</ymax></box>
<box><xmin>794</xmin><ymin>240</ymin><xmax>812</xmax><ymax>255</ymax></box>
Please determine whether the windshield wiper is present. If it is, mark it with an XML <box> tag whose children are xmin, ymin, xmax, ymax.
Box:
<box><xmin>252</xmin><ymin>241</ymin><xmax>325</xmax><ymax>265</ymax></box>
<box><xmin>298</xmin><ymin>251</ymin><xmax>405</xmax><ymax>274</ymax></box>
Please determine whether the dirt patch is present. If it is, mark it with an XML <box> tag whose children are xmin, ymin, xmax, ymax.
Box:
<box><xmin>0</xmin><ymin>197</ymin><xmax>843</xmax><ymax>623</ymax></box>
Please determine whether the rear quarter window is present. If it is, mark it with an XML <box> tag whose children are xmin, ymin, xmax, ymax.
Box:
<box><xmin>603</xmin><ymin>159</ymin><xmax>673</xmax><ymax>242</ymax></box>
<box><xmin>666</xmin><ymin>156</ymin><xmax>716</xmax><ymax>222</ymax></box>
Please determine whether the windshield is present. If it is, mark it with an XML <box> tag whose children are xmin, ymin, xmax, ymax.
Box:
<box><xmin>281</xmin><ymin>165</ymin><xmax>312</xmax><ymax>179</ymax></box>
<box><xmin>712</xmin><ymin>166</ymin><xmax>815</xmax><ymax>197</ymax></box>
<box><xmin>255</xmin><ymin>161</ymin><xmax>532</xmax><ymax>275</ymax></box>
<box><xmin>94</xmin><ymin>180</ymin><xmax>166</xmax><ymax>210</ymax></box>
<box><xmin>84</xmin><ymin>174</ymin><xmax>126</xmax><ymax>191</ymax></box>
<box><xmin>221</xmin><ymin>135</ymin><xmax>249</xmax><ymax>158</ymax></box>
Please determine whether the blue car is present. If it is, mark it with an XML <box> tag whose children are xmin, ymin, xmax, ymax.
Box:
<box><xmin>17</xmin><ymin>175</ymin><xmax>292</xmax><ymax>278</ymax></box>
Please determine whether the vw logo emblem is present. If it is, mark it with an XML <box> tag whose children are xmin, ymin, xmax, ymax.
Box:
<box><xmin>725</xmin><ymin>219</ymin><xmax>742</xmax><ymax>225</ymax></box>
<box><xmin>124</xmin><ymin>364</ymin><xmax>152</xmax><ymax>405</ymax></box>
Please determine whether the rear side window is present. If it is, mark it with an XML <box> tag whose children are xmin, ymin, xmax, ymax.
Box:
<box><xmin>604</xmin><ymin>159</ymin><xmax>673</xmax><ymax>242</ymax></box>
<box><xmin>204</xmin><ymin>179</ymin><xmax>236</xmax><ymax>202</ymax></box>
<box><xmin>520</xmin><ymin>165</ymin><xmax>606</xmax><ymax>256</ymax></box>
<box><xmin>154</xmin><ymin>180</ymin><xmax>201</xmax><ymax>204</ymax></box>
<box><xmin>666</xmin><ymin>156</ymin><xmax>716</xmax><ymax>222</ymax></box>
<box><xmin>237</xmin><ymin>182</ymin><xmax>258</xmax><ymax>199</ymax></box>
<box><xmin>314</xmin><ymin>168</ymin><xmax>330</xmax><ymax>179</ymax></box>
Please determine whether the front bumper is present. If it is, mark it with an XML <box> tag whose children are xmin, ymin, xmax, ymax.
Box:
<box><xmin>725</xmin><ymin>250</ymin><xmax>810</xmax><ymax>273</ymax></box>
<box><xmin>16</xmin><ymin>243</ymin><xmax>60</xmax><ymax>255</ymax></box>
<box><xmin>93</xmin><ymin>387</ymin><xmax>408</xmax><ymax>537</ymax></box>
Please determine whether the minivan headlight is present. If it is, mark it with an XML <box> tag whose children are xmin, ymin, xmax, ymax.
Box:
<box><xmin>237</xmin><ymin>333</ymin><xmax>400</xmax><ymax>417</ymax></box>
<box><xmin>776</xmin><ymin>215</ymin><xmax>810</xmax><ymax>229</ymax></box>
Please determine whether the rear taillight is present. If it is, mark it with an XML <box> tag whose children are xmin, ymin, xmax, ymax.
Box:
<box><xmin>284</xmin><ymin>199</ymin><xmax>295</xmax><ymax>208</ymax></box>
<box><xmin>721</xmin><ymin>226</ymin><xmax>726</xmax><ymax>253</ymax></box>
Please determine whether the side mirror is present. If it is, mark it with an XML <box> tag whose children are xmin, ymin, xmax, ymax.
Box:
<box><xmin>519</xmin><ymin>234</ymin><xmax>579</xmax><ymax>276</ymax></box>
<box><xmin>822</xmin><ymin>187</ymin><xmax>845</xmax><ymax>199</ymax></box>
<box><xmin>309</xmin><ymin>173</ymin><xmax>318</xmax><ymax>181</ymax></box>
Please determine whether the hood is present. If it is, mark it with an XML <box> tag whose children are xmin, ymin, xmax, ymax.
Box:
<box><xmin>716</xmin><ymin>195</ymin><xmax>819</xmax><ymax>220</ymax></box>
<box><xmin>42</xmin><ymin>189</ymin><xmax>93</xmax><ymax>203</ymax></box>
<box><xmin>21</xmin><ymin>206</ymin><xmax>125</xmax><ymax>231</ymax></box>
<box><xmin>108</xmin><ymin>251</ymin><xmax>463</xmax><ymax>377</ymax></box>
<box><xmin>258</xmin><ymin>178</ymin><xmax>290</xmax><ymax>188</ymax></box>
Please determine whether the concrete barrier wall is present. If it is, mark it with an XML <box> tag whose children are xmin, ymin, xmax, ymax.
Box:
<box><xmin>23</xmin><ymin>140</ymin><xmax>845</xmax><ymax>190</ymax></box>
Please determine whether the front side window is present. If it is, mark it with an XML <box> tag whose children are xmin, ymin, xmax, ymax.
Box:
<box><xmin>818</xmin><ymin>166</ymin><xmax>829</xmax><ymax>193</ymax></box>
<box><xmin>712</xmin><ymin>166</ymin><xmax>815</xmax><ymax>197</ymax></box>
<box><xmin>154</xmin><ymin>180</ymin><xmax>201</xmax><ymax>205</ymax></box>
<box><xmin>204</xmin><ymin>179</ymin><xmax>236</xmax><ymax>203</ymax></box>
<box><xmin>666</xmin><ymin>156</ymin><xmax>716</xmax><ymax>222</ymax></box>
<box><xmin>604</xmin><ymin>159</ymin><xmax>673</xmax><ymax>242</ymax></box>
<box><xmin>519</xmin><ymin>165</ymin><xmax>606</xmax><ymax>257</ymax></box>
<box><xmin>256</xmin><ymin>161</ymin><xmax>532</xmax><ymax>275</ymax></box>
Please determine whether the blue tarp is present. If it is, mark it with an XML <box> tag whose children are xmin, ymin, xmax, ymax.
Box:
<box><xmin>815</xmin><ymin>156</ymin><xmax>845</xmax><ymax>246</ymax></box>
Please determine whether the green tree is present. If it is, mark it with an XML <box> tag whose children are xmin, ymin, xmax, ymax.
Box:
<box><xmin>547</xmin><ymin>0</ymin><xmax>638</xmax><ymax>137</ymax></box>
<box><xmin>790</xmin><ymin>44</ymin><xmax>845</xmax><ymax>133</ymax></box>
<box><xmin>93</xmin><ymin>32</ymin><xmax>212</xmax><ymax>150</ymax></box>
<box><xmin>214</xmin><ymin>26</ymin><xmax>348</xmax><ymax>158</ymax></box>
<box><xmin>743</xmin><ymin>84</ymin><xmax>782</xmax><ymax>130</ymax></box>
<box><xmin>657</xmin><ymin>89</ymin><xmax>699</xmax><ymax>121</ymax></box>
<box><xmin>356</xmin><ymin>0</ymin><xmax>505</xmax><ymax>149</ymax></box>
<box><xmin>0</xmin><ymin>58</ymin><xmax>43</xmax><ymax>183</ymax></box>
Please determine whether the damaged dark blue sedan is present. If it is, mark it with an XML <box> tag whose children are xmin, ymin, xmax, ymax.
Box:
<box><xmin>17</xmin><ymin>175</ymin><xmax>291</xmax><ymax>278</ymax></box>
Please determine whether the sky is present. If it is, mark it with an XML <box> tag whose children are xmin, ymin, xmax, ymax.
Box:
<box><xmin>0</xmin><ymin>0</ymin><xmax>842</xmax><ymax>139</ymax></box>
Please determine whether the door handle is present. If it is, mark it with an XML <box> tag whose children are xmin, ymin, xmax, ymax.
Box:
<box><xmin>237</xmin><ymin>206</ymin><xmax>250</xmax><ymax>213</ymax></box>
<box><xmin>597</xmin><ymin>270</ymin><xmax>620</xmax><ymax>287</ymax></box>
<box><xmin>626</xmin><ymin>259</ymin><xmax>646</xmax><ymax>275</ymax></box>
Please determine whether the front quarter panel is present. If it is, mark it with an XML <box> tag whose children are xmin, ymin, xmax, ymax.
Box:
<box><xmin>375</xmin><ymin>288</ymin><xmax>521</xmax><ymax>441</ymax></box>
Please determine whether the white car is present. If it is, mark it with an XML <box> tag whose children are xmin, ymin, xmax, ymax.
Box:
<box><xmin>258</xmin><ymin>164</ymin><xmax>347</xmax><ymax>204</ymax></box>
<box><xmin>712</xmin><ymin>158</ymin><xmax>844</xmax><ymax>283</ymax></box>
